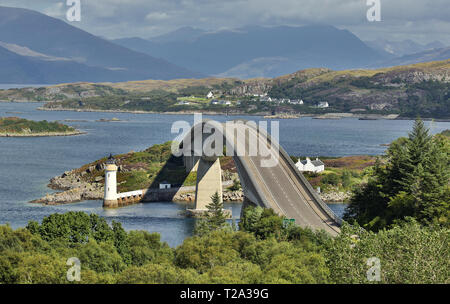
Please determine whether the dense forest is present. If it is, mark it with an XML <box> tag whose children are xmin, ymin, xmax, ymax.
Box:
<box><xmin>0</xmin><ymin>207</ymin><xmax>447</xmax><ymax>284</ymax></box>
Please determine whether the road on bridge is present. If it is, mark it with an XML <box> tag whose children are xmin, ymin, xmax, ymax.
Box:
<box><xmin>228</xmin><ymin>123</ymin><xmax>341</xmax><ymax>235</ymax></box>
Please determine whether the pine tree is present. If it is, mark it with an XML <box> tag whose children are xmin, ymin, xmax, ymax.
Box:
<box><xmin>204</xmin><ymin>191</ymin><xmax>227</xmax><ymax>229</ymax></box>
<box><xmin>194</xmin><ymin>192</ymin><xmax>228</xmax><ymax>235</ymax></box>
<box><xmin>345</xmin><ymin>118</ymin><xmax>450</xmax><ymax>230</ymax></box>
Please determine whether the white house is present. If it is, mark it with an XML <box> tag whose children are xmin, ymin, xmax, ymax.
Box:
<box><xmin>159</xmin><ymin>181</ymin><xmax>171</xmax><ymax>189</ymax></box>
<box><xmin>219</xmin><ymin>100</ymin><xmax>231</xmax><ymax>105</ymax></box>
<box><xmin>260</xmin><ymin>96</ymin><xmax>272</xmax><ymax>102</ymax></box>
<box><xmin>177</xmin><ymin>100</ymin><xmax>190</xmax><ymax>105</ymax></box>
<box><xmin>290</xmin><ymin>99</ymin><xmax>304</xmax><ymax>105</ymax></box>
<box><xmin>295</xmin><ymin>157</ymin><xmax>325</xmax><ymax>173</ymax></box>
<box><xmin>317</xmin><ymin>102</ymin><xmax>329</xmax><ymax>108</ymax></box>
<box><xmin>207</xmin><ymin>91</ymin><xmax>214</xmax><ymax>99</ymax></box>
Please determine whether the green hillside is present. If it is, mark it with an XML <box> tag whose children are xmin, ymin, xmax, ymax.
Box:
<box><xmin>1</xmin><ymin>59</ymin><xmax>449</xmax><ymax>118</ymax></box>
<box><xmin>0</xmin><ymin>117</ymin><xmax>78</xmax><ymax>135</ymax></box>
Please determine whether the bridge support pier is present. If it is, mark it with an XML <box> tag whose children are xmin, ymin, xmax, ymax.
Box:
<box><xmin>194</xmin><ymin>157</ymin><xmax>223</xmax><ymax>210</ymax></box>
<box><xmin>184</xmin><ymin>155</ymin><xmax>200</xmax><ymax>173</ymax></box>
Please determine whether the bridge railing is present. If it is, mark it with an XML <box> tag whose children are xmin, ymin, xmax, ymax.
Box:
<box><xmin>181</xmin><ymin>120</ymin><xmax>343</xmax><ymax>226</ymax></box>
<box><xmin>249</xmin><ymin>122</ymin><xmax>344</xmax><ymax>226</ymax></box>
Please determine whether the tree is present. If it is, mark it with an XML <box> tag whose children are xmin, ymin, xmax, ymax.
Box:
<box><xmin>326</xmin><ymin>220</ymin><xmax>450</xmax><ymax>284</ymax></box>
<box><xmin>344</xmin><ymin>119</ymin><xmax>450</xmax><ymax>230</ymax></box>
<box><xmin>175</xmin><ymin>230</ymin><xmax>241</xmax><ymax>273</ymax></box>
<box><xmin>127</xmin><ymin>231</ymin><xmax>174</xmax><ymax>266</ymax></box>
<box><xmin>112</xmin><ymin>221</ymin><xmax>131</xmax><ymax>265</ymax></box>
<box><xmin>116</xmin><ymin>263</ymin><xmax>199</xmax><ymax>284</ymax></box>
<box><xmin>27</xmin><ymin>212</ymin><xmax>115</xmax><ymax>245</ymax></box>
<box><xmin>194</xmin><ymin>192</ymin><xmax>229</xmax><ymax>235</ymax></box>
<box><xmin>239</xmin><ymin>206</ymin><xmax>284</xmax><ymax>240</ymax></box>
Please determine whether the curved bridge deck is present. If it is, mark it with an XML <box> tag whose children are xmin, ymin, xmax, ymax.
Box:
<box><xmin>183</xmin><ymin>120</ymin><xmax>342</xmax><ymax>235</ymax></box>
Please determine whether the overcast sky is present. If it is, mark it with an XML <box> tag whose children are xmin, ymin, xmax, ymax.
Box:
<box><xmin>2</xmin><ymin>0</ymin><xmax>449</xmax><ymax>44</ymax></box>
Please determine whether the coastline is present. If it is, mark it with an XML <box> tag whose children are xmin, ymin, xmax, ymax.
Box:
<box><xmin>36</xmin><ymin>106</ymin><xmax>448</xmax><ymax>121</ymax></box>
<box><xmin>0</xmin><ymin>130</ymin><xmax>86</xmax><ymax>137</ymax></box>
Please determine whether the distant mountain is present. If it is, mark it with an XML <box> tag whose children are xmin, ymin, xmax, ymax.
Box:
<box><xmin>0</xmin><ymin>44</ymin><xmax>129</xmax><ymax>84</ymax></box>
<box><xmin>111</xmin><ymin>37</ymin><xmax>156</xmax><ymax>56</ymax></box>
<box><xmin>365</xmin><ymin>39</ymin><xmax>446</xmax><ymax>57</ymax></box>
<box><xmin>113</xmin><ymin>25</ymin><xmax>387</xmax><ymax>78</ymax></box>
<box><xmin>148</xmin><ymin>26</ymin><xmax>207</xmax><ymax>43</ymax></box>
<box><xmin>0</xmin><ymin>6</ymin><xmax>201</xmax><ymax>83</ymax></box>
<box><xmin>376</xmin><ymin>47</ymin><xmax>450</xmax><ymax>67</ymax></box>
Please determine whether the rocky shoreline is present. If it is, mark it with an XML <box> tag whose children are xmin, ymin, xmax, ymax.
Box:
<box><xmin>30</xmin><ymin>164</ymin><xmax>348</xmax><ymax>205</ymax></box>
<box><xmin>37</xmin><ymin>106</ymin><xmax>441</xmax><ymax>121</ymax></box>
<box><xmin>320</xmin><ymin>191</ymin><xmax>352</xmax><ymax>203</ymax></box>
<box><xmin>29</xmin><ymin>164</ymin><xmax>246</xmax><ymax>205</ymax></box>
<box><xmin>173</xmin><ymin>190</ymin><xmax>244</xmax><ymax>203</ymax></box>
<box><xmin>29</xmin><ymin>168</ymin><xmax>104</xmax><ymax>205</ymax></box>
<box><xmin>0</xmin><ymin>130</ymin><xmax>86</xmax><ymax>137</ymax></box>
<box><xmin>38</xmin><ymin>106</ymin><xmax>265</xmax><ymax>116</ymax></box>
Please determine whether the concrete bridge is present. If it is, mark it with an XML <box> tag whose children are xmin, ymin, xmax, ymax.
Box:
<box><xmin>180</xmin><ymin>120</ymin><xmax>342</xmax><ymax>235</ymax></box>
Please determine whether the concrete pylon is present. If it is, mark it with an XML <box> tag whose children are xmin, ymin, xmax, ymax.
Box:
<box><xmin>184</xmin><ymin>155</ymin><xmax>200</xmax><ymax>173</ymax></box>
<box><xmin>194</xmin><ymin>156</ymin><xmax>223</xmax><ymax>210</ymax></box>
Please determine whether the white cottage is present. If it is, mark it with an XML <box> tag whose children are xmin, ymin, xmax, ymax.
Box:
<box><xmin>207</xmin><ymin>91</ymin><xmax>215</xmax><ymax>99</ymax></box>
<box><xmin>295</xmin><ymin>157</ymin><xmax>325</xmax><ymax>173</ymax></box>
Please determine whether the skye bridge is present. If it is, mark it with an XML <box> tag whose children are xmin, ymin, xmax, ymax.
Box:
<box><xmin>179</xmin><ymin>120</ymin><xmax>342</xmax><ymax>235</ymax></box>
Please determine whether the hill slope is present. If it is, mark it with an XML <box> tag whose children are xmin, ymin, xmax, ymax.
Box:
<box><xmin>1</xmin><ymin>60</ymin><xmax>449</xmax><ymax>118</ymax></box>
<box><xmin>376</xmin><ymin>47</ymin><xmax>450</xmax><ymax>67</ymax></box>
<box><xmin>113</xmin><ymin>25</ymin><xmax>386</xmax><ymax>78</ymax></box>
<box><xmin>0</xmin><ymin>45</ymin><xmax>140</xmax><ymax>83</ymax></box>
<box><xmin>0</xmin><ymin>6</ymin><xmax>201</xmax><ymax>83</ymax></box>
<box><xmin>365</xmin><ymin>39</ymin><xmax>446</xmax><ymax>57</ymax></box>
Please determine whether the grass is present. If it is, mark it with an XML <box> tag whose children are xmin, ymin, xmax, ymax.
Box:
<box><xmin>303</xmin><ymin>59</ymin><xmax>450</xmax><ymax>84</ymax></box>
<box><xmin>0</xmin><ymin>117</ymin><xmax>76</xmax><ymax>134</ymax></box>
<box><xmin>302</xmin><ymin>156</ymin><xmax>376</xmax><ymax>193</ymax></box>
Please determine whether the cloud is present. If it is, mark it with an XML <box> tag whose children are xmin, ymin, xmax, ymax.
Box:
<box><xmin>1</xmin><ymin>0</ymin><xmax>449</xmax><ymax>44</ymax></box>
<box><xmin>42</xmin><ymin>2</ymin><xmax>65</xmax><ymax>18</ymax></box>
<box><xmin>146</xmin><ymin>12</ymin><xmax>170</xmax><ymax>22</ymax></box>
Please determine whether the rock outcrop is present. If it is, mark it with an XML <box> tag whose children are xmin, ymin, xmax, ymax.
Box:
<box><xmin>174</xmin><ymin>190</ymin><xmax>244</xmax><ymax>203</ymax></box>
<box><xmin>30</xmin><ymin>184</ymin><xmax>103</xmax><ymax>205</ymax></box>
<box><xmin>320</xmin><ymin>191</ymin><xmax>352</xmax><ymax>203</ymax></box>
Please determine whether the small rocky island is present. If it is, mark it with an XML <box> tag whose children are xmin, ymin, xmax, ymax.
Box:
<box><xmin>30</xmin><ymin>142</ymin><xmax>244</xmax><ymax>205</ymax></box>
<box><xmin>29</xmin><ymin>141</ymin><xmax>374</xmax><ymax>206</ymax></box>
<box><xmin>0</xmin><ymin>117</ymin><xmax>84</xmax><ymax>137</ymax></box>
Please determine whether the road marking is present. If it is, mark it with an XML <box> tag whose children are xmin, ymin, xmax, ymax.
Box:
<box><xmin>246</xmin><ymin>125</ymin><xmax>338</xmax><ymax>232</ymax></box>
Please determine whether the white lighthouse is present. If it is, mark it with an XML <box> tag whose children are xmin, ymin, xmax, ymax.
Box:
<box><xmin>103</xmin><ymin>154</ymin><xmax>118</xmax><ymax>208</ymax></box>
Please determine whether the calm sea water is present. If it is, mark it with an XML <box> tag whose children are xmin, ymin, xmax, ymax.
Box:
<box><xmin>1</xmin><ymin>102</ymin><xmax>449</xmax><ymax>246</ymax></box>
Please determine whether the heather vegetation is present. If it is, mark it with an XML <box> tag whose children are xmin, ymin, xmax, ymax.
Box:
<box><xmin>0</xmin><ymin>117</ymin><xmax>78</xmax><ymax>135</ymax></box>
<box><xmin>5</xmin><ymin>60</ymin><xmax>447</xmax><ymax>118</ymax></box>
